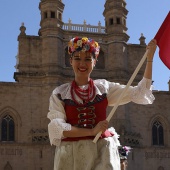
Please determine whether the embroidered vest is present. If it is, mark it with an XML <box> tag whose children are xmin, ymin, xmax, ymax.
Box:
<box><xmin>62</xmin><ymin>94</ymin><xmax>114</xmax><ymax>141</ymax></box>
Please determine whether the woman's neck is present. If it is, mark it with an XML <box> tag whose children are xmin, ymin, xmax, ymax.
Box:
<box><xmin>74</xmin><ymin>77</ymin><xmax>90</xmax><ymax>86</ymax></box>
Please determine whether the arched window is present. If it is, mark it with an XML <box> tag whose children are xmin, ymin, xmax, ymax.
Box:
<box><xmin>51</xmin><ymin>11</ymin><xmax>55</xmax><ymax>18</ymax></box>
<box><xmin>65</xmin><ymin>47</ymin><xmax>71</xmax><ymax>67</ymax></box>
<box><xmin>1</xmin><ymin>115</ymin><xmax>15</xmax><ymax>141</ymax></box>
<box><xmin>95</xmin><ymin>49</ymin><xmax>105</xmax><ymax>69</ymax></box>
<box><xmin>152</xmin><ymin>121</ymin><xmax>164</xmax><ymax>146</ymax></box>
<box><xmin>109</xmin><ymin>18</ymin><xmax>113</xmax><ymax>25</ymax></box>
<box><xmin>116</xmin><ymin>17</ymin><xmax>121</xmax><ymax>24</ymax></box>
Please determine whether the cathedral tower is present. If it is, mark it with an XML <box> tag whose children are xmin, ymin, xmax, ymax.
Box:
<box><xmin>103</xmin><ymin>0</ymin><xmax>129</xmax><ymax>41</ymax></box>
<box><xmin>39</xmin><ymin>0</ymin><xmax>65</xmax><ymax>73</ymax></box>
<box><xmin>103</xmin><ymin>0</ymin><xmax>130</xmax><ymax>82</ymax></box>
<box><xmin>39</xmin><ymin>0</ymin><xmax>64</xmax><ymax>35</ymax></box>
<box><xmin>14</xmin><ymin>0</ymin><xmax>65</xmax><ymax>82</ymax></box>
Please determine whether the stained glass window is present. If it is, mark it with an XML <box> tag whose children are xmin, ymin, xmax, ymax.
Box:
<box><xmin>1</xmin><ymin>115</ymin><xmax>15</xmax><ymax>141</ymax></box>
<box><xmin>152</xmin><ymin>121</ymin><xmax>164</xmax><ymax>146</ymax></box>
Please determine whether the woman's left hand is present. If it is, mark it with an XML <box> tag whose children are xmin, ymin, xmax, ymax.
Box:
<box><xmin>146</xmin><ymin>39</ymin><xmax>157</xmax><ymax>61</ymax></box>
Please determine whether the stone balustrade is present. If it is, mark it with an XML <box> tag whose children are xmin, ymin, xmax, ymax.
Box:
<box><xmin>62</xmin><ymin>19</ymin><xmax>105</xmax><ymax>33</ymax></box>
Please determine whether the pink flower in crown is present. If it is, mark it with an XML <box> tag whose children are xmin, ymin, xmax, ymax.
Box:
<box><xmin>95</xmin><ymin>50</ymin><xmax>99</xmax><ymax>55</ymax></box>
<box><xmin>71</xmin><ymin>46</ymin><xmax>75</xmax><ymax>52</ymax></box>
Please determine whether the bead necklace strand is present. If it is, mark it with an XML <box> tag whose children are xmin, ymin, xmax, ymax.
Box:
<box><xmin>71</xmin><ymin>79</ymin><xmax>96</xmax><ymax>105</ymax></box>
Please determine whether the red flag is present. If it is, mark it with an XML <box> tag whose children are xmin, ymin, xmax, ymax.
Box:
<box><xmin>154</xmin><ymin>11</ymin><xmax>170</xmax><ymax>69</ymax></box>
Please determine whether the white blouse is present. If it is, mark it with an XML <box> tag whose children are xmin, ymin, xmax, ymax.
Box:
<box><xmin>47</xmin><ymin>78</ymin><xmax>155</xmax><ymax>146</ymax></box>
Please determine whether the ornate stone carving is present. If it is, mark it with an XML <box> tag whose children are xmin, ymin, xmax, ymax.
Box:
<box><xmin>30</xmin><ymin>129</ymin><xmax>49</xmax><ymax>143</ymax></box>
<box><xmin>123</xmin><ymin>131</ymin><xmax>142</xmax><ymax>146</ymax></box>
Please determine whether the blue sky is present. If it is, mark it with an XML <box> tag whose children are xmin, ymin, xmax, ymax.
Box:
<box><xmin>0</xmin><ymin>0</ymin><xmax>169</xmax><ymax>90</ymax></box>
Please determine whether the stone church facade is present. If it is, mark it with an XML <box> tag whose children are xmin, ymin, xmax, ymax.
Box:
<box><xmin>0</xmin><ymin>0</ymin><xmax>170</xmax><ymax>169</ymax></box>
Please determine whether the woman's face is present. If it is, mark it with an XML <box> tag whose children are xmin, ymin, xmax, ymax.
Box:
<box><xmin>70</xmin><ymin>51</ymin><xmax>96</xmax><ymax>79</ymax></box>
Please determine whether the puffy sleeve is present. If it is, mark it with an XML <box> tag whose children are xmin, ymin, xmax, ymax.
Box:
<box><xmin>107</xmin><ymin>77</ymin><xmax>155</xmax><ymax>106</ymax></box>
<box><xmin>47</xmin><ymin>93</ymin><xmax>71</xmax><ymax>146</ymax></box>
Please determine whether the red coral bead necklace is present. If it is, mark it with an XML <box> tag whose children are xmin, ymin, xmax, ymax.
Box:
<box><xmin>71</xmin><ymin>79</ymin><xmax>96</xmax><ymax>105</ymax></box>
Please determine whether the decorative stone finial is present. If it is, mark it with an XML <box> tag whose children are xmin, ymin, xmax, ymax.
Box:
<box><xmin>83</xmin><ymin>20</ymin><xmax>86</xmax><ymax>25</ymax></box>
<box><xmin>139</xmin><ymin>33</ymin><xmax>146</xmax><ymax>45</ymax></box>
<box><xmin>19</xmin><ymin>22</ymin><xmax>26</xmax><ymax>36</ymax></box>
<box><xmin>68</xmin><ymin>18</ymin><xmax>72</xmax><ymax>24</ymax></box>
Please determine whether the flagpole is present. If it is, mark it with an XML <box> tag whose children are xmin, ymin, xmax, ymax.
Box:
<box><xmin>93</xmin><ymin>50</ymin><xmax>149</xmax><ymax>143</ymax></box>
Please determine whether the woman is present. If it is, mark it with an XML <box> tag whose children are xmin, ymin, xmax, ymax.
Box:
<box><xmin>118</xmin><ymin>146</ymin><xmax>132</xmax><ymax>170</ymax></box>
<box><xmin>47</xmin><ymin>37</ymin><xmax>157</xmax><ymax>170</ymax></box>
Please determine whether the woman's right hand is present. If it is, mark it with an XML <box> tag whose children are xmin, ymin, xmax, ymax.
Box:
<box><xmin>91</xmin><ymin>120</ymin><xmax>109</xmax><ymax>136</ymax></box>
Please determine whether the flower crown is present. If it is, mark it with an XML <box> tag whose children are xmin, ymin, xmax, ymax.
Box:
<box><xmin>118</xmin><ymin>146</ymin><xmax>132</xmax><ymax>160</ymax></box>
<box><xmin>68</xmin><ymin>37</ymin><xmax>100</xmax><ymax>59</ymax></box>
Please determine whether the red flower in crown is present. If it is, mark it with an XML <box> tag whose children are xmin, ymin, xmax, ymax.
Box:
<box><xmin>73</xmin><ymin>37</ymin><xmax>80</xmax><ymax>43</ymax></box>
